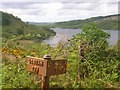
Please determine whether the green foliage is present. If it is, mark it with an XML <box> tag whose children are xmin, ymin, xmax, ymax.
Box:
<box><xmin>1</xmin><ymin>12</ymin><xmax>11</xmax><ymax>25</ymax></box>
<box><xmin>67</xmin><ymin>23</ymin><xmax>120</xmax><ymax>87</ymax></box>
<box><xmin>2</xmin><ymin>23</ymin><xmax>120</xmax><ymax>88</ymax></box>
<box><xmin>2</xmin><ymin>59</ymin><xmax>39</xmax><ymax>88</ymax></box>
<box><xmin>80</xmin><ymin>23</ymin><xmax>110</xmax><ymax>48</ymax></box>
<box><xmin>2</xmin><ymin>17</ymin><xmax>11</xmax><ymax>26</ymax></box>
<box><xmin>16</xmin><ymin>28</ymin><xmax>24</xmax><ymax>35</ymax></box>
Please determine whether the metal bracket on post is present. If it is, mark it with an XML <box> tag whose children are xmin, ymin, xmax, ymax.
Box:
<box><xmin>43</xmin><ymin>54</ymin><xmax>51</xmax><ymax>60</ymax></box>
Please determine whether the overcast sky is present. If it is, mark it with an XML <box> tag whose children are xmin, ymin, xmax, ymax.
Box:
<box><xmin>0</xmin><ymin>0</ymin><xmax>119</xmax><ymax>22</ymax></box>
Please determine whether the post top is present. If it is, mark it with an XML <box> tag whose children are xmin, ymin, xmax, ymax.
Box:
<box><xmin>43</xmin><ymin>54</ymin><xmax>51</xmax><ymax>60</ymax></box>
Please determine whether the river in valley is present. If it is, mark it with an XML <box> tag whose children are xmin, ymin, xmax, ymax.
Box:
<box><xmin>43</xmin><ymin>28</ymin><xmax>119</xmax><ymax>47</ymax></box>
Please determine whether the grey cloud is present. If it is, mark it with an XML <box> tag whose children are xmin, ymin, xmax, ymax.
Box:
<box><xmin>1</xmin><ymin>1</ymin><xmax>118</xmax><ymax>22</ymax></box>
<box><xmin>61</xmin><ymin>3</ymin><xmax>99</xmax><ymax>10</ymax></box>
<box><xmin>61</xmin><ymin>2</ymin><xmax>118</xmax><ymax>11</ymax></box>
<box><xmin>1</xmin><ymin>2</ymin><xmax>118</xmax><ymax>10</ymax></box>
<box><xmin>1</xmin><ymin>0</ymin><xmax>119</xmax><ymax>3</ymax></box>
<box><xmin>2</xmin><ymin>2</ymin><xmax>37</xmax><ymax>9</ymax></box>
<box><xmin>1</xmin><ymin>2</ymin><xmax>47</xmax><ymax>15</ymax></box>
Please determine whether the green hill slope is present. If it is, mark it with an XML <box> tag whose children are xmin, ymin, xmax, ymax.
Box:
<box><xmin>51</xmin><ymin>14</ymin><xmax>119</xmax><ymax>30</ymax></box>
<box><xmin>1</xmin><ymin>11</ymin><xmax>56</xmax><ymax>40</ymax></box>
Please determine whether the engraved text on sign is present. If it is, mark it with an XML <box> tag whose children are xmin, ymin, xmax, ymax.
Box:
<box><xmin>27</xmin><ymin>56</ymin><xmax>47</xmax><ymax>76</ymax></box>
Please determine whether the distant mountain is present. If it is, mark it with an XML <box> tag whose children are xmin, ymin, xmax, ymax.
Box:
<box><xmin>27</xmin><ymin>22</ymin><xmax>52</xmax><ymax>25</ymax></box>
<box><xmin>1</xmin><ymin>11</ymin><xmax>56</xmax><ymax>40</ymax></box>
<box><xmin>48</xmin><ymin>14</ymin><xmax>119</xmax><ymax>30</ymax></box>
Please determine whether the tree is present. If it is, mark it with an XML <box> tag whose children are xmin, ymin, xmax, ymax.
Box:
<box><xmin>16</xmin><ymin>28</ymin><xmax>24</xmax><ymax>35</ymax></box>
<box><xmin>69</xmin><ymin>23</ymin><xmax>111</xmax><ymax>79</ymax></box>
<box><xmin>2</xmin><ymin>12</ymin><xmax>11</xmax><ymax>25</ymax></box>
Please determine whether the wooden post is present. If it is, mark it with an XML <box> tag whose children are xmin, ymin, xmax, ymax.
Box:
<box><xmin>42</xmin><ymin>76</ymin><xmax>49</xmax><ymax>90</ymax></box>
<box><xmin>42</xmin><ymin>54</ymin><xmax>51</xmax><ymax>90</ymax></box>
<box><xmin>78</xmin><ymin>41</ymin><xmax>88</xmax><ymax>79</ymax></box>
<box><xmin>78</xmin><ymin>41</ymin><xmax>85</xmax><ymax>79</ymax></box>
<box><xmin>80</xmin><ymin>42</ymin><xmax>85</xmax><ymax>62</ymax></box>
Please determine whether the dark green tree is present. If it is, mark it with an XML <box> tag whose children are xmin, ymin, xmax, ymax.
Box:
<box><xmin>16</xmin><ymin>28</ymin><xmax>24</xmax><ymax>35</ymax></box>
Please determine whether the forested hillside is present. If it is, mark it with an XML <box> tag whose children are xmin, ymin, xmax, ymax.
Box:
<box><xmin>1</xmin><ymin>11</ymin><xmax>56</xmax><ymax>40</ymax></box>
<box><xmin>38</xmin><ymin>14</ymin><xmax>119</xmax><ymax>30</ymax></box>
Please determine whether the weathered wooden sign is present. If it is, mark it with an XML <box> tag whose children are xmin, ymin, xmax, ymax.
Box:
<box><xmin>27</xmin><ymin>56</ymin><xmax>67</xmax><ymax>90</ymax></box>
<box><xmin>27</xmin><ymin>56</ymin><xmax>67</xmax><ymax>76</ymax></box>
<box><xmin>47</xmin><ymin>60</ymin><xmax>67</xmax><ymax>76</ymax></box>
<box><xmin>27</xmin><ymin>56</ymin><xmax>47</xmax><ymax>76</ymax></box>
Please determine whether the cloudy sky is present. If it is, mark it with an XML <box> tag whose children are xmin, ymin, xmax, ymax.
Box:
<box><xmin>0</xmin><ymin>0</ymin><xmax>119</xmax><ymax>22</ymax></box>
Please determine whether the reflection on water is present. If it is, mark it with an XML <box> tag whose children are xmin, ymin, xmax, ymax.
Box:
<box><xmin>43</xmin><ymin>28</ymin><xmax>119</xmax><ymax>47</ymax></box>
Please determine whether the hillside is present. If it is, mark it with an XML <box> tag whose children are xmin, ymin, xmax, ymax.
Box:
<box><xmin>1</xmin><ymin>11</ymin><xmax>56</xmax><ymax>40</ymax></box>
<box><xmin>38</xmin><ymin>14</ymin><xmax>119</xmax><ymax>30</ymax></box>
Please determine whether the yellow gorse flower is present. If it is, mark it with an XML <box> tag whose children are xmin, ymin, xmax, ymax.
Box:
<box><xmin>2</xmin><ymin>47</ymin><xmax>28</xmax><ymax>58</ymax></box>
<box><xmin>67</xmin><ymin>63</ymin><xmax>71</xmax><ymax>68</ymax></box>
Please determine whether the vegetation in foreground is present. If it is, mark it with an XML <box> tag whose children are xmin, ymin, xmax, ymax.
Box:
<box><xmin>1</xmin><ymin>24</ymin><xmax>120</xmax><ymax>88</ymax></box>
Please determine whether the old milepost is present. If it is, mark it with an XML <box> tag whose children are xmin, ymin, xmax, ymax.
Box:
<box><xmin>26</xmin><ymin>54</ymin><xmax>67</xmax><ymax>90</ymax></box>
<box><xmin>42</xmin><ymin>54</ymin><xmax>51</xmax><ymax>90</ymax></box>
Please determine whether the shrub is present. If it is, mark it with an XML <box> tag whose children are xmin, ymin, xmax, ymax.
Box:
<box><xmin>16</xmin><ymin>28</ymin><xmax>24</xmax><ymax>35</ymax></box>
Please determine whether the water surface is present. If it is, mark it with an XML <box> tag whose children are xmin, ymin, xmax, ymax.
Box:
<box><xmin>43</xmin><ymin>28</ymin><xmax>119</xmax><ymax>47</ymax></box>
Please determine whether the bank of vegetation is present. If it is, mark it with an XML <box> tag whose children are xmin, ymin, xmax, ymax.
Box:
<box><xmin>1</xmin><ymin>23</ymin><xmax>120</xmax><ymax>88</ymax></box>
